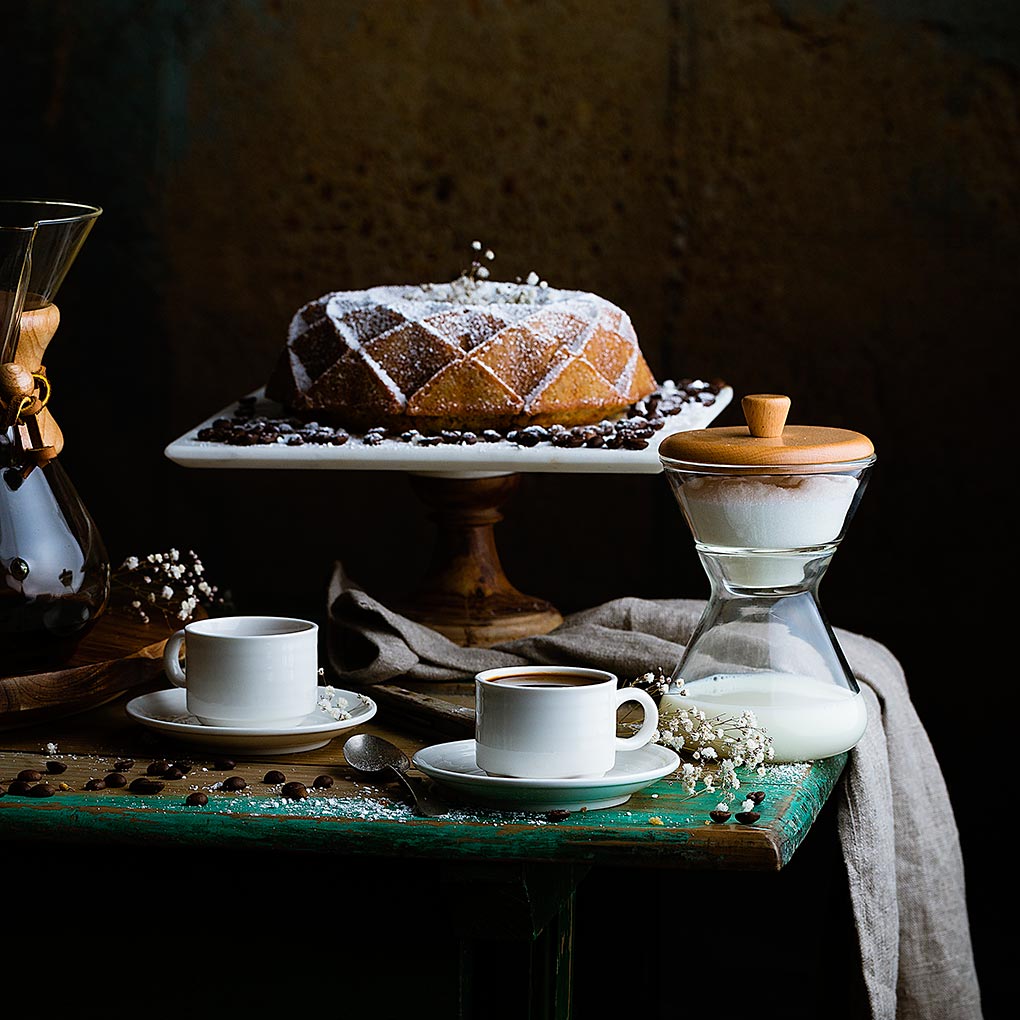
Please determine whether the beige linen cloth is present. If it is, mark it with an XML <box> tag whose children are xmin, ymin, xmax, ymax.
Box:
<box><xmin>327</xmin><ymin>564</ymin><xmax>982</xmax><ymax>1020</ymax></box>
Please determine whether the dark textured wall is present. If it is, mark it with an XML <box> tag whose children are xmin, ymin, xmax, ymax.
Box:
<box><xmin>2</xmin><ymin>0</ymin><xmax>1014</xmax><ymax>1007</ymax></box>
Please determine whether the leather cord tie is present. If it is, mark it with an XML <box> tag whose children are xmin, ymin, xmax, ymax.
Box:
<box><xmin>0</xmin><ymin>362</ymin><xmax>56</xmax><ymax>477</ymax></box>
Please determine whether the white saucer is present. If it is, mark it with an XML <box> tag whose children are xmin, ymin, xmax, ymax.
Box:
<box><xmin>411</xmin><ymin>740</ymin><xmax>680</xmax><ymax>812</ymax></box>
<box><xmin>125</xmin><ymin>686</ymin><xmax>377</xmax><ymax>755</ymax></box>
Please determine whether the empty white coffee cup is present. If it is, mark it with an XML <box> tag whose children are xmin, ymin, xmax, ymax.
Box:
<box><xmin>162</xmin><ymin>616</ymin><xmax>319</xmax><ymax>727</ymax></box>
<box><xmin>474</xmin><ymin>665</ymin><xmax>659</xmax><ymax>779</ymax></box>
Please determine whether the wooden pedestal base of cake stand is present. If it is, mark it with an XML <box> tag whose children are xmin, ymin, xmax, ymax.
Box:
<box><xmin>396</xmin><ymin>473</ymin><xmax>563</xmax><ymax>648</ymax></box>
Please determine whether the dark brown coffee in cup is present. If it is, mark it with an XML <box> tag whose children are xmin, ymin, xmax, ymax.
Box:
<box><xmin>485</xmin><ymin>673</ymin><xmax>605</xmax><ymax>689</ymax></box>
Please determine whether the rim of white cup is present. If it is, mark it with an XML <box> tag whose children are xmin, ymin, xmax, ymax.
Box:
<box><xmin>183</xmin><ymin>616</ymin><xmax>317</xmax><ymax>639</ymax></box>
<box><xmin>475</xmin><ymin>665</ymin><xmax>617</xmax><ymax>689</ymax></box>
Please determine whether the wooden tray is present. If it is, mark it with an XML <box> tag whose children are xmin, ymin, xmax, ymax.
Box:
<box><xmin>0</xmin><ymin>610</ymin><xmax>179</xmax><ymax>731</ymax></box>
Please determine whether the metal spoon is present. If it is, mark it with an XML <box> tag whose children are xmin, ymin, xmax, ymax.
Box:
<box><xmin>343</xmin><ymin>733</ymin><xmax>448</xmax><ymax>817</ymax></box>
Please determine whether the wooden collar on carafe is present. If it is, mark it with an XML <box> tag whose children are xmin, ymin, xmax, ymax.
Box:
<box><xmin>1</xmin><ymin>305</ymin><xmax>63</xmax><ymax>478</ymax></box>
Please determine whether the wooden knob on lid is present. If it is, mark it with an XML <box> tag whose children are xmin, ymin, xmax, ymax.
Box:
<box><xmin>742</xmin><ymin>394</ymin><xmax>790</xmax><ymax>438</ymax></box>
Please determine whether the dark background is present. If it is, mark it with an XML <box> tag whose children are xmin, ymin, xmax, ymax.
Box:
<box><xmin>2</xmin><ymin>1</ymin><xmax>1012</xmax><ymax>1014</ymax></box>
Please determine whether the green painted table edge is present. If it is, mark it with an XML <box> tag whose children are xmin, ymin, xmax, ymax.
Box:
<box><xmin>0</xmin><ymin>754</ymin><xmax>845</xmax><ymax>871</ymax></box>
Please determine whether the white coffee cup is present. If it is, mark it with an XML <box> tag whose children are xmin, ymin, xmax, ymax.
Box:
<box><xmin>162</xmin><ymin>616</ymin><xmax>319</xmax><ymax>727</ymax></box>
<box><xmin>474</xmin><ymin>665</ymin><xmax>659</xmax><ymax>779</ymax></box>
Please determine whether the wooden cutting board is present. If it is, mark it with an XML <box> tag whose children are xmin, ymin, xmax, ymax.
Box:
<box><xmin>0</xmin><ymin>610</ymin><xmax>182</xmax><ymax>730</ymax></box>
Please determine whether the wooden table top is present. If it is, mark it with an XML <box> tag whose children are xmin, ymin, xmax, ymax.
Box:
<box><xmin>0</xmin><ymin>610</ymin><xmax>845</xmax><ymax>872</ymax></box>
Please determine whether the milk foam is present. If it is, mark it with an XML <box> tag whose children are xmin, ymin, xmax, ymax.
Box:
<box><xmin>679</xmin><ymin>474</ymin><xmax>860</xmax><ymax>586</ymax></box>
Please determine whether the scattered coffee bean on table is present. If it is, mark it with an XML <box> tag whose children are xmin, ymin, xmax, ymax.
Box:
<box><xmin>45</xmin><ymin>761</ymin><xmax>67</xmax><ymax>774</ymax></box>
<box><xmin>27</xmin><ymin>783</ymin><xmax>56</xmax><ymax>797</ymax></box>
<box><xmin>735</xmin><ymin>811</ymin><xmax>761</xmax><ymax>825</ymax></box>
<box><xmin>312</xmin><ymin>775</ymin><xmax>334</xmax><ymax>789</ymax></box>
<box><xmin>749</xmin><ymin>791</ymin><xmax>766</xmax><ymax>805</ymax></box>
<box><xmin>173</xmin><ymin>761</ymin><xmax>193</xmax><ymax>774</ymax></box>
<box><xmin>84</xmin><ymin>779</ymin><xmax>107</xmax><ymax>791</ymax></box>
<box><xmin>114</xmin><ymin>759</ymin><xmax>134</xmax><ymax>772</ymax></box>
<box><xmin>709</xmin><ymin>809</ymin><xmax>732</xmax><ymax>823</ymax></box>
<box><xmin>281</xmin><ymin>782</ymin><xmax>308</xmax><ymax>800</ymax></box>
<box><xmin>129</xmin><ymin>778</ymin><xmax>164</xmax><ymax>794</ymax></box>
<box><xmin>7</xmin><ymin>780</ymin><xmax>32</xmax><ymax>795</ymax></box>
<box><xmin>185</xmin><ymin>792</ymin><xmax>208</xmax><ymax>807</ymax></box>
<box><xmin>104</xmin><ymin>772</ymin><xmax>128</xmax><ymax>788</ymax></box>
<box><xmin>263</xmin><ymin>770</ymin><xmax>286</xmax><ymax>784</ymax></box>
<box><xmin>147</xmin><ymin>760</ymin><xmax>172</xmax><ymax>776</ymax></box>
<box><xmin>214</xmin><ymin>758</ymin><xmax>236</xmax><ymax>770</ymax></box>
<box><xmin>164</xmin><ymin>767</ymin><xmax>186</xmax><ymax>781</ymax></box>
<box><xmin>17</xmin><ymin>769</ymin><xmax>42</xmax><ymax>782</ymax></box>
<box><xmin>221</xmin><ymin>776</ymin><xmax>247</xmax><ymax>791</ymax></box>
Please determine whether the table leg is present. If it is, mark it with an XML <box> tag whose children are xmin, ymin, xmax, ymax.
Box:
<box><xmin>441</xmin><ymin>861</ymin><xmax>588</xmax><ymax>1019</ymax></box>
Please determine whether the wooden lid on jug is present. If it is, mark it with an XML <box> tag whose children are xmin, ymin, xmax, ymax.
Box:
<box><xmin>659</xmin><ymin>394</ymin><xmax>875</xmax><ymax>467</ymax></box>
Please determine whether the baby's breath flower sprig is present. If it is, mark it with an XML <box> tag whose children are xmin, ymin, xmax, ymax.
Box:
<box><xmin>623</xmin><ymin>671</ymin><xmax>775</xmax><ymax>813</ymax></box>
<box><xmin>111</xmin><ymin>549</ymin><xmax>226</xmax><ymax>625</ymax></box>
<box><xmin>424</xmin><ymin>241</ymin><xmax>550</xmax><ymax>306</ymax></box>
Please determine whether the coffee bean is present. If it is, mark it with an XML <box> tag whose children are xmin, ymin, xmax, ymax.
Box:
<box><xmin>735</xmin><ymin>811</ymin><xmax>761</xmax><ymax>825</ymax></box>
<box><xmin>221</xmin><ymin>776</ymin><xmax>247</xmax><ymax>791</ymax></box>
<box><xmin>17</xmin><ymin>769</ymin><xmax>43</xmax><ymax>782</ymax></box>
<box><xmin>173</xmin><ymin>760</ymin><xmax>194</xmax><ymax>774</ymax></box>
<box><xmin>85</xmin><ymin>778</ymin><xmax>107</xmax><ymax>791</ymax></box>
<box><xmin>185</xmin><ymin>792</ymin><xmax>208</xmax><ymax>807</ymax></box>
<box><xmin>114</xmin><ymin>759</ymin><xmax>134</xmax><ymax>772</ymax></box>
<box><xmin>312</xmin><ymin>775</ymin><xmax>333</xmax><ymax>789</ymax></box>
<box><xmin>281</xmin><ymin>782</ymin><xmax>308</xmax><ymax>800</ymax></box>
<box><xmin>129</xmin><ymin>778</ymin><xmax>164</xmax><ymax>794</ymax></box>
<box><xmin>147</xmin><ymin>760</ymin><xmax>172</xmax><ymax>776</ymax></box>
<box><xmin>263</xmin><ymin>770</ymin><xmax>286</xmax><ymax>784</ymax></box>
<box><xmin>27</xmin><ymin>783</ymin><xmax>56</xmax><ymax>798</ymax></box>
<box><xmin>749</xmin><ymin>791</ymin><xmax>766</xmax><ymax>805</ymax></box>
<box><xmin>545</xmin><ymin>809</ymin><xmax>570</xmax><ymax>821</ymax></box>
<box><xmin>164</xmin><ymin>767</ymin><xmax>186</xmax><ymax>781</ymax></box>
<box><xmin>45</xmin><ymin>761</ymin><xmax>67</xmax><ymax>775</ymax></box>
<box><xmin>7</xmin><ymin>780</ymin><xmax>32</xmax><ymax>795</ymax></box>
<box><xmin>213</xmin><ymin>758</ymin><xmax>236</xmax><ymax>770</ymax></box>
<box><xmin>104</xmin><ymin>773</ymin><xmax>128</xmax><ymax>788</ymax></box>
<box><xmin>709</xmin><ymin>809</ymin><xmax>731</xmax><ymax>824</ymax></box>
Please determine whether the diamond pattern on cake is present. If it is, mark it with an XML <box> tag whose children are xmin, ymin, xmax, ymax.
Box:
<box><xmin>424</xmin><ymin>308</ymin><xmax>509</xmax><ymax>352</ymax></box>
<box><xmin>474</xmin><ymin>325</ymin><xmax>567</xmax><ymax>402</ymax></box>
<box><xmin>363</xmin><ymin>321</ymin><xmax>463</xmax><ymax>400</ymax></box>
<box><xmin>527</xmin><ymin>357</ymin><xmax>623</xmax><ymax>418</ymax></box>
<box><xmin>407</xmin><ymin>356</ymin><xmax>524</xmax><ymax>418</ymax></box>
<box><xmin>265</xmin><ymin>281</ymin><xmax>657</xmax><ymax>429</ymax></box>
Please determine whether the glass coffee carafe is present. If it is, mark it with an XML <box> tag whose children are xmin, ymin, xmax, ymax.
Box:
<box><xmin>657</xmin><ymin>394</ymin><xmax>875</xmax><ymax>763</ymax></box>
<box><xmin>1</xmin><ymin>200</ymin><xmax>109</xmax><ymax>673</ymax></box>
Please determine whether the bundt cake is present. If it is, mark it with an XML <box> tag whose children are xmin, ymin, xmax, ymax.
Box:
<box><xmin>265</xmin><ymin>277</ymin><xmax>657</xmax><ymax>432</ymax></box>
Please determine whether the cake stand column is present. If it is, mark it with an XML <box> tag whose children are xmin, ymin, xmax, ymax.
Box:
<box><xmin>398</xmin><ymin>472</ymin><xmax>563</xmax><ymax>648</ymax></box>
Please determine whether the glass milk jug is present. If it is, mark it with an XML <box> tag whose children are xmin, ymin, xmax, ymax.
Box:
<box><xmin>657</xmin><ymin>394</ymin><xmax>875</xmax><ymax>763</ymax></box>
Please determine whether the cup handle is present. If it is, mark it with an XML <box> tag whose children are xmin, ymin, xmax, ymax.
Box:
<box><xmin>614</xmin><ymin>687</ymin><xmax>659</xmax><ymax>750</ymax></box>
<box><xmin>163</xmin><ymin>629</ymin><xmax>187</xmax><ymax>688</ymax></box>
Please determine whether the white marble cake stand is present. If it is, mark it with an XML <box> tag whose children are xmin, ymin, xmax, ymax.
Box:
<box><xmin>164</xmin><ymin>385</ymin><xmax>732</xmax><ymax>646</ymax></box>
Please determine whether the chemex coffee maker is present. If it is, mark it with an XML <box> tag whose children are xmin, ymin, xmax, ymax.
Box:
<box><xmin>1</xmin><ymin>200</ymin><xmax>108</xmax><ymax>672</ymax></box>
<box><xmin>657</xmin><ymin>394</ymin><xmax>876</xmax><ymax>763</ymax></box>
